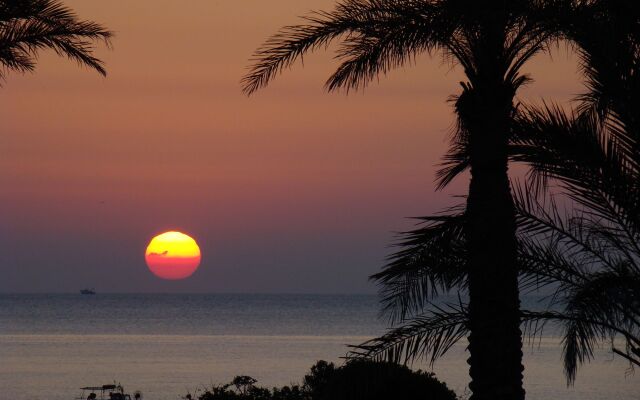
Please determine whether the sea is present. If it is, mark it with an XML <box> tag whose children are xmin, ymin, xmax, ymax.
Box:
<box><xmin>0</xmin><ymin>294</ymin><xmax>636</xmax><ymax>400</ymax></box>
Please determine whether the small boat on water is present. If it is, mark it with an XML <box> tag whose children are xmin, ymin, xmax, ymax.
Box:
<box><xmin>80</xmin><ymin>288</ymin><xmax>96</xmax><ymax>295</ymax></box>
<box><xmin>75</xmin><ymin>384</ymin><xmax>141</xmax><ymax>400</ymax></box>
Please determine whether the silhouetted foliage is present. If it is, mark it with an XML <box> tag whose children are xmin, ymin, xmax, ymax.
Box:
<box><xmin>512</xmin><ymin>0</ymin><xmax>640</xmax><ymax>380</ymax></box>
<box><xmin>196</xmin><ymin>360</ymin><xmax>456</xmax><ymax>400</ymax></box>
<box><xmin>271</xmin><ymin>386</ymin><xmax>306</xmax><ymax>400</ymax></box>
<box><xmin>197</xmin><ymin>375</ymin><xmax>304</xmax><ymax>400</ymax></box>
<box><xmin>232</xmin><ymin>376</ymin><xmax>258</xmax><ymax>396</ymax></box>
<box><xmin>0</xmin><ymin>0</ymin><xmax>112</xmax><ymax>80</ymax></box>
<box><xmin>318</xmin><ymin>360</ymin><xmax>457</xmax><ymax>400</ymax></box>
<box><xmin>301</xmin><ymin>360</ymin><xmax>336</xmax><ymax>399</ymax></box>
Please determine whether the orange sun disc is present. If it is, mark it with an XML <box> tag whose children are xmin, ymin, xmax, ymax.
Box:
<box><xmin>145</xmin><ymin>231</ymin><xmax>201</xmax><ymax>280</ymax></box>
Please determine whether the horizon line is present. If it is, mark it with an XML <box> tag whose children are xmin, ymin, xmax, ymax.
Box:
<box><xmin>0</xmin><ymin>291</ymin><xmax>379</xmax><ymax>296</ymax></box>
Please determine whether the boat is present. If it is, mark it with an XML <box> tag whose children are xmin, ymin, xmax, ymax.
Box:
<box><xmin>80</xmin><ymin>288</ymin><xmax>96</xmax><ymax>295</ymax></box>
<box><xmin>75</xmin><ymin>384</ymin><xmax>141</xmax><ymax>400</ymax></box>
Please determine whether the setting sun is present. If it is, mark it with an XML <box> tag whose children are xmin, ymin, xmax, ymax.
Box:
<box><xmin>145</xmin><ymin>231</ymin><xmax>201</xmax><ymax>280</ymax></box>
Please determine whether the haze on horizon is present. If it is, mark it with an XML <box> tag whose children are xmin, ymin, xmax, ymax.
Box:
<box><xmin>1</xmin><ymin>0</ymin><xmax>582</xmax><ymax>294</ymax></box>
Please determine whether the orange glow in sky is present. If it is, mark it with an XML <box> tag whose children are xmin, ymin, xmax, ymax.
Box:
<box><xmin>145</xmin><ymin>231</ymin><xmax>201</xmax><ymax>280</ymax></box>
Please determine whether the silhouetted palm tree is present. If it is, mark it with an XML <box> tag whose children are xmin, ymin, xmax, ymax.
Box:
<box><xmin>0</xmin><ymin>0</ymin><xmax>112</xmax><ymax>80</ymax></box>
<box><xmin>242</xmin><ymin>1</ymin><xmax>568</xmax><ymax>399</ymax></box>
<box><xmin>350</xmin><ymin>0</ymin><xmax>640</xmax><ymax>383</ymax></box>
<box><xmin>349</xmin><ymin>190</ymin><xmax>639</xmax><ymax>382</ymax></box>
<box><xmin>512</xmin><ymin>0</ymin><xmax>640</xmax><ymax>376</ymax></box>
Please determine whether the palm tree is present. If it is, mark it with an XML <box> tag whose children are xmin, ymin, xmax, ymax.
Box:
<box><xmin>242</xmin><ymin>1</ymin><xmax>568</xmax><ymax>398</ymax></box>
<box><xmin>0</xmin><ymin>0</ymin><xmax>112</xmax><ymax>80</ymax></box>
<box><xmin>350</xmin><ymin>187</ymin><xmax>639</xmax><ymax>382</ymax></box>
<box><xmin>513</xmin><ymin>0</ymin><xmax>640</xmax><ymax>376</ymax></box>
<box><xmin>351</xmin><ymin>0</ymin><xmax>640</xmax><ymax>383</ymax></box>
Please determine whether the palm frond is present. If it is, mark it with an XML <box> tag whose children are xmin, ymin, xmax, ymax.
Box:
<box><xmin>0</xmin><ymin>0</ymin><xmax>112</xmax><ymax>79</ymax></box>
<box><xmin>242</xmin><ymin>0</ymin><xmax>456</xmax><ymax>94</ymax></box>
<box><xmin>435</xmin><ymin>90</ymin><xmax>470</xmax><ymax>190</ymax></box>
<box><xmin>325</xmin><ymin>1</ymin><xmax>452</xmax><ymax>92</ymax></box>
<box><xmin>347</xmin><ymin>302</ymin><xmax>468</xmax><ymax>365</ymax></box>
<box><xmin>522</xmin><ymin>304</ymin><xmax>640</xmax><ymax>384</ymax></box>
<box><xmin>512</xmin><ymin>105</ymin><xmax>640</xmax><ymax>245</ymax></box>
<box><xmin>372</xmin><ymin>203</ymin><xmax>466</xmax><ymax>324</ymax></box>
<box><xmin>435</xmin><ymin>140</ymin><xmax>469</xmax><ymax>190</ymax></box>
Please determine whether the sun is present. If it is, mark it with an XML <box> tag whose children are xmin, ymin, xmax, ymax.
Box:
<box><xmin>145</xmin><ymin>231</ymin><xmax>201</xmax><ymax>280</ymax></box>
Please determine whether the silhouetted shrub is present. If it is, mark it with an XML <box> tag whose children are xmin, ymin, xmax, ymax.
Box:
<box><xmin>196</xmin><ymin>360</ymin><xmax>456</xmax><ymax>400</ymax></box>
<box><xmin>313</xmin><ymin>360</ymin><xmax>457</xmax><ymax>400</ymax></box>
<box><xmin>271</xmin><ymin>385</ymin><xmax>305</xmax><ymax>400</ymax></box>
<box><xmin>198</xmin><ymin>378</ymin><xmax>304</xmax><ymax>400</ymax></box>
<box><xmin>232</xmin><ymin>376</ymin><xmax>258</xmax><ymax>396</ymax></box>
<box><xmin>302</xmin><ymin>360</ymin><xmax>336</xmax><ymax>399</ymax></box>
<box><xmin>197</xmin><ymin>383</ymin><xmax>240</xmax><ymax>400</ymax></box>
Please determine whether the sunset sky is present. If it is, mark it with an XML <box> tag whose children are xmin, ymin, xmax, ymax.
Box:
<box><xmin>1</xmin><ymin>0</ymin><xmax>582</xmax><ymax>293</ymax></box>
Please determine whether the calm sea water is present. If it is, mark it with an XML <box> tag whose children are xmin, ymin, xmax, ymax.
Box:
<box><xmin>0</xmin><ymin>294</ymin><xmax>636</xmax><ymax>400</ymax></box>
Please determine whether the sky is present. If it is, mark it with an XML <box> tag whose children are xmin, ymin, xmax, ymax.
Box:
<box><xmin>1</xmin><ymin>0</ymin><xmax>582</xmax><ymax>293</ymax></box>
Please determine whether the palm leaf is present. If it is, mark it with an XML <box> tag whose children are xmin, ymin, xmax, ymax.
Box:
<box><xmin>0</xmin><ymin>0</ymin><xmax>112</xmax><ymax>79</ymax></box>
<box><xmin>372</xmin><ymin>204</ymin><xmax>466</xmax><ymax>324</ymax></box>
<box><xmin>347</xmin><ymin>302</ymin><xmax>468</xmax><ymax>365</ymax></box>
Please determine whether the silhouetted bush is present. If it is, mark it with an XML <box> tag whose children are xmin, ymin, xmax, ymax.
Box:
<box><xmin>315</xmin><ymin>360</ymin><xmax>457</xmax><ymax>400</ymax></box>
<box><xmin>271</xmin><ymin>385</ymin><xmax>305</xmax><ymax>400</ymax></box>
<box><xmin>196</xmin><ymin>360</ymin><xmax>456</xmax><ymax>400</ymax></box>
<box><xmin>301</xmin><ymin>360</ymin><xmax>336</xmax><ymax>399</ymax></box>
<box><xmin>198</xmin><ymin>381</ymin><xmax>304</xmax><ymax>400</ymax></box>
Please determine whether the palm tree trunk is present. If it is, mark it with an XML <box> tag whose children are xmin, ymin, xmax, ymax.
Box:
<box><xmin>461</xmin><ymin>82</ymin><xmax>525</xmax><ymax>400</ymax></box>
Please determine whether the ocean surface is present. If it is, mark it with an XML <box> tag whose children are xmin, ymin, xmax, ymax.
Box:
<box><xmin>0</xmin><ymin>294</ymin><xmax>636</xmax><ymax>400</ymax></box>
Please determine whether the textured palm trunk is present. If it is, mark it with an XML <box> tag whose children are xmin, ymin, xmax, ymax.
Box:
<box><xmin>461</xmin><ymin>81</ymin><xmax>525</xmax><ymax>400</ymax></box>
